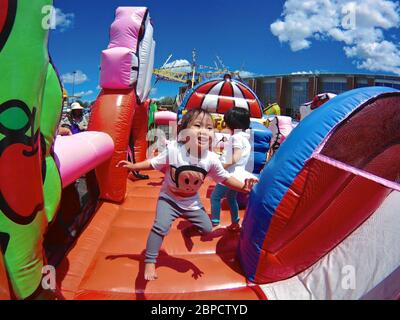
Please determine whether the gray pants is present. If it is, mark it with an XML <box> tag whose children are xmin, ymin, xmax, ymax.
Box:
<box><xmin>145</xmin><ymin>197</ymin><xmax>213</xmax><ymax>264</ymax></box>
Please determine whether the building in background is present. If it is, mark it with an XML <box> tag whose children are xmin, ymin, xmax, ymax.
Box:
<box><xmin>245</xmin><ymin>73</ymin><xmax>400</xmax><ymax>117</ymax></box>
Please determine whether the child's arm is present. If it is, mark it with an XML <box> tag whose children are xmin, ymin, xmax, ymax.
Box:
<box><xmin>117</xmin><ymin>160</ymin><xmax>153</xmax><ymax>171</ymax></box>
<box><xmin>222</xmin><ymin>176</ymin><xmax>258</xmax><ymax>193</ymax></box>
<box><xmin>210</xmin><ymin>152</ymin><xmax>258</xmax><ymax>193</ymax></box>
<box><xmin>223</xmin><ymin>147</ymin><xmax>242</xmax><ymax>170</ymax></box>
<box><xmin>117</xmin><ymin>143</ymin><xmax>170</xmax><ymax>172</ymax></box>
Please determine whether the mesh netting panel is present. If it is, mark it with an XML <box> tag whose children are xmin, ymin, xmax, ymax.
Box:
<box><xmin>321</xmin><ymin>95</ymin><xmax>400</xmax><ymax>184</ymax></box>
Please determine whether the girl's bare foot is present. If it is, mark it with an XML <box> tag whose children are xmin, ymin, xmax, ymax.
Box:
<box><xmin>144</xmin><ymin>263</ymin><xmax>158</xmax><ymax>281</ymax></box>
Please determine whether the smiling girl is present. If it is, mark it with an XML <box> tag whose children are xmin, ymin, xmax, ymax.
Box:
<box><xmin>117</xmin><ymin>109</ymin><xmax>257</xmax><ymax>281</ymax></box>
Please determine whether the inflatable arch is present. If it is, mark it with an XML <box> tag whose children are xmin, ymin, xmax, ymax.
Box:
<box><xmin>239</xmin><ymin>87</ymin><xmax>400</xmax><ymax>299</ymax></box>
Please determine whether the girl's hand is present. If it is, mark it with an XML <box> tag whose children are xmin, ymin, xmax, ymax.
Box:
<box><xmin>224</xmin><ymin>176</ymin><xmax>258</xmax><ymax>194</ymax></box>
<box><xmin>116</xmin><ymin>160</ymin><xmax>134</xmax><ymax>170</ymax></box>
<box><xmin>243</xmin><ymin>178</ymin><xmax>258</xmax><ymax>192</ymax></box>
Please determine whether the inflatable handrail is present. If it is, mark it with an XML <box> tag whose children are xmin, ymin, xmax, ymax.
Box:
<box><xmin>53</xmin><ymin>132</ymin><xmax>114</xmax><ymax>188</ymax></box>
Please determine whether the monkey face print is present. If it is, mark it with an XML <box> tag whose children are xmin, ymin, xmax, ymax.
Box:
<box><xmin>150</xmin><ymin>141</ymin><xmax>231</xmax><ymax>211</ymax></box>
<box><xmin>169</xmin><ymin>166</ymin><xmax>208</xmax><ymax>197</ymax></box>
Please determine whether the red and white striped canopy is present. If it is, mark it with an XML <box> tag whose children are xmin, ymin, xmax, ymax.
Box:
<box><xmin>184</xmin><ymin>76</ymin><xmax>263</xmax><ymax>118</ymax></box>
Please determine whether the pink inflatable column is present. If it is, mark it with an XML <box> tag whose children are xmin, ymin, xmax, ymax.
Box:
<box><xmin>90</xmin><ymin>7</ymin><xmax>155</xmax><ymax>202</ymax></box>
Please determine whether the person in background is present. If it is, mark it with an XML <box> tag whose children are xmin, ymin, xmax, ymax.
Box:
<box><xmin>211</xmin><ymin>107</ymin><xmax>257</xmax><ymax>232</ymax></box>
<box><xmin>59</xmin><ymin>102</ymin><xmax>89</xmax><ymax>135</ymax></box>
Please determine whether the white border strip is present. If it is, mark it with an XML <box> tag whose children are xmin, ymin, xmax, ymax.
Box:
<box><xmin>313</xmin><ymin>153</ymin><xmax>400</xmax><ymax>192</ymax></box>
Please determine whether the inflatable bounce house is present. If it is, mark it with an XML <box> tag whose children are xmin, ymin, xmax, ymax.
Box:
<box><xmin>1</xmin><ymin>2</ymin><xmax>399</xmax><ymax>300</ymax></box>
<box><xmin>264</xmin><ymin>103</ymin><xmax>281</xmax><ymax>117</ymax></box>
<box><xmin>300</xmin><ymin>93</ymin><xmax>337</xmax><ymax>121</ymax></box>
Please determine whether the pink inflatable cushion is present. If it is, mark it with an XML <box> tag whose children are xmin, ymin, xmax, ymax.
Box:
<box><xmin>100</xmin><ymin>47</ymin><xmax>138</xmax><ymax>90</ymax></box>
<box><xmin>269</xmin><ymin>116</ymin><xmax>293</xmax><ymax>144</ymax></box>
<box><xmin>54</xmin><ymin>132</ymin><xmax>115</xmax><ymax>188</ymax></box>
<box><xmin>154</xmin><ymin>111</ymin><xmax>177</xmax><ymax>126</ymax></box>
<box><xmin>108</xmin><ymin>7</ymin><xmax>148</xmax><ymax>52</ymax></box>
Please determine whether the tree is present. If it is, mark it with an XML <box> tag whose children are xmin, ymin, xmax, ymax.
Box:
<box><xmin>155</xmin><ymin>96</ymin><xmax>177</xmax><ymax>111</ymax></box>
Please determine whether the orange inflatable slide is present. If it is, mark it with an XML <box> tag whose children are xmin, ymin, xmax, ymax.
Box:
<box><xmin>57</xmin><ymin>171</ymin><xmax>263</xmax><ymax>300</ymax></box>
<box><xmin>56</xmin><ymin>6</ymin><xmax>262</xmax><ymax>300</ymax></box>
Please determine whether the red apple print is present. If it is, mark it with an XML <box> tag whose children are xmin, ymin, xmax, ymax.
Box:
<box><xmin>0</xmin><ymin>141</ymin><xmax>44</xmax><ymax>224</ymax></box>
<box><xmin>0</xmin><ymin>0</ymin><xmax>17</xmax><ymax>52</ymax></box>
<box><xmin>0</xmin><ymin>101</ymin><xmax>44</xmax><ymax>225</ymax></box>
<box><xmin>0</xmin><ymin>0</ymin><xmax>9</xmax><ymax>33</ymax></box>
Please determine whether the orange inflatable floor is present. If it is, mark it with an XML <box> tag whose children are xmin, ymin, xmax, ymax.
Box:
<box><xmin>57</xmin><ymin>171</ymin><xmax>263</xmax><ymax>300</ymax></box>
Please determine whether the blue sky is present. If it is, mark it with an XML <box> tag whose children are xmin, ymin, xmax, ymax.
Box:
<box><xmin>50</xmin><ymin>0</ymin><xmax>400</xmax><ymax>102</ymax></box>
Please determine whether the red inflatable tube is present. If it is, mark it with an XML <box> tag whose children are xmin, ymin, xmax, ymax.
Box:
<box><xmin>88</xmin><ymin>89</ymin><xmax>137</xmax><ymax>203</ymax></box>
<box><xmin>130</xmin><ymin>99</ymin><xmax>149</xmax><ymax>163</ymax></box>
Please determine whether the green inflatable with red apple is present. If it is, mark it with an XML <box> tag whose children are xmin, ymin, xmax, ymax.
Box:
<box><xmin>0</xmin><ymin>0</ymin><xmax>63</xmax><ymax>299</ymax></box>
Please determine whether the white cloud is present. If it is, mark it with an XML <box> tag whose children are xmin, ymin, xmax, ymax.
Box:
<box><xmin>161</xmin><ymin>59</ymin><xmax>192</xmax><ymax>73</ymax></box>
<box><xmin>291</xmin><ymin>70</ymin><xmax>322</xmax><ymax>75</ymax></box>
<box><xmin>235</xmin><ymin>70</ymin><xmax>257</xmax><ymax>78</ymax></box>
<box><xmin>152</xmin><ymin>96</ymin><xmax>166</xmax><ymax>102</ymax></box>
<box><xmin>271</xmin><ymin>0</ymin><xmax>400</xmax><ymax>75</ymax></box>
<box><xmin>291</xmin><ymin>71</ymin><xmax>314</xmax><ymax>75</ymax></box>
<box><xmin>55</xmin><ymin>8</ymin><xmax>74</xmax><ymax>32</ymax></box>
<box><xmin>74</xmin><ymin>90</ymin><xmax>94</xmax><ymax>98</ymax></box>
<box><xmin>61</xmin><ymin>70</ymin><xmax>89</xmax><ymax>85</ymax></box>
<box><xmin>150</xmin><ymin>87</ymin><xmax>158</xmax><ymax>96</ymax></box>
